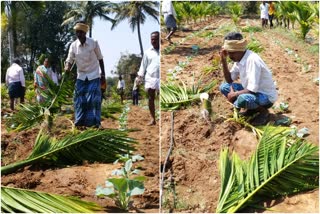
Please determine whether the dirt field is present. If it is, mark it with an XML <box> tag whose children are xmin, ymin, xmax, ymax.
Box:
<box><xmin>160</xmin><ymin>16</ymin><xmax>319</xmax><ymax>213</ymax></box>
<box><xmin>1</xmin><ymin>103</ymin><xmax>160</xmax><ymax>212</ymax></box>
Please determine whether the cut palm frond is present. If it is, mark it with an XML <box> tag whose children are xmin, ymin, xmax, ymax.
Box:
<box><xmin>161</xmin><ymin>79</ymin><xmax>216</xmax><ymax>111</ymax></box>
<box><xmin>216</xmin><ymin>128</ymin><xmax>319</xmax><ymax>213</ymax></box>
<box><xmin>1</xmin><ymin>129</ymin><xmax>137</xmax><ymax>175</ymax></box>
<box><xmin>5</xmin><ymin>66</ymin><xmax>74</xmax><ymax>132</ymax></box>
<box><xmin>1</xmin><ymin>186</ymin><xmax>102</xmax><ymax>213</ymax></box>
<box><xmin>101</xmin><ymin>101</ymin><xmax>123</xmax><ymax>120</ymax></box>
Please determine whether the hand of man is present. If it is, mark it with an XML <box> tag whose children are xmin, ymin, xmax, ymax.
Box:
<box><xmin>227</xmin><ymin>91</ymin><xmax>237</xmax><ymax>103</ymax></box>
<box><xmin>64</xmin><ymin>63</ymin><xmax>70</xmax><ymax>72</ymax></box>
<box><xmin>219</xmin><ymin>48</ymin><xmax>228</xmax><ymax>61</ymax></box>
<box><xmin>100</xmin><ymin>76</ymin><xmax>106</xmax><ymax>93</ymax></box>
<box><xmin>137</xmin><ymin>76</ymin><xmax>143</xmax><ymax>85</ymax></box>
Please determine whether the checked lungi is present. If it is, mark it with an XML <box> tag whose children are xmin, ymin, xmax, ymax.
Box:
<box><xmin>74</xmin><ymin>77</ymin><xmax>101</xmax><ymax>127</ymax></box>
<box><xmin>220</xmin><ymin>82</ymin><xmax>273</xmax><ymax>110</ymax></box>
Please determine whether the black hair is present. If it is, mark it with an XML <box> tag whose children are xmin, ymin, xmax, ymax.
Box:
<box><xmin>151</xmin><ymin>31</ymin><xmax>160</xmax><ymax>37</ymax></box>
<box><xmin>76</xmin><ymin>20</ymin><xmax>87</xmax><ymax>24</ymax></box>
<box><xmin>13</xmin><ymin>58</ymin><xmax>21</xmax><ymax>65</ymax></box>
<box><xmin>224</xmin><ymin>32</ymin><xmax>243</xmax><ymax>40</ymax></box>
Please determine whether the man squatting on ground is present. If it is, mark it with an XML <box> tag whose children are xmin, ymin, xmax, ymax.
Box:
<box><xmin>137</xmin><ymin>31</ymin><xmax>160</xmax><ymax>126</ymax></box>
<box><xmin>64</xmin><ymin>22</ymin><xmax>106</xmax><ymax>128</ymax></box>
<box><xmin>219</xmin><ymin>32</ymin><xmax>278</xmax><ymax>125</ymax></box>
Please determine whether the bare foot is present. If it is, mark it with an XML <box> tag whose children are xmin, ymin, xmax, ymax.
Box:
<box><xmin>148</xmin><ymin>120</ymin><xmax>156</xmax><ymax>126</ymax></box>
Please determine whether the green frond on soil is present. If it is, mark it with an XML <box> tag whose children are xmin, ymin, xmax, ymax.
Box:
<box><xmin>216</xmin><ymin>128</ymin><xmax>319</xmax><ymax>213</ymax></box>
<box><xmin>1</xmin><ymin>186</ymin><xmax>102</xmax><ymax>213</ymax></box>
<box><xmin>1</xmin><ymin>129</ymin><xmax>137</xmax><ymax>175</ymax></box>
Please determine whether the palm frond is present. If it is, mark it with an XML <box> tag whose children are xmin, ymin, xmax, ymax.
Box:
<box><xmin>160</xmin><ymin>81</ymin><xmax>198</xmax><ymax>111</ymax></box>
<box><xmin>101</xmin><ymin>101</ymin><xmax>123</xmax><ymax>120</ymax></box>
<box><xmin>1</xmin><ymin>129</ymin><xmax>137</xmax><ymax>175</ymax></box>
<box><xmin>161</xmin><ymin>79</ymin><xmax>216</xmax><ymax>111</ymax></box>
<box><xmin>1</xmin><ymin>186</ymin><xmax>102</xmax><ymax>213</ymax></box>
<box><xmin>216</xmin><ymin>128</ymin><xmax>319</xmax><ymax>213</ymax></box>
<box><xmin>5</xmin><ymin>70</ymin><xmax>74</xmax><ymax>132</ymax></box>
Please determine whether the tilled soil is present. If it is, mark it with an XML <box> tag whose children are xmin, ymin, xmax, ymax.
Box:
<box><xmin>1</xmin><ymin>104</ymin><xmax>159</xmax><ymax>213</ymax></box>
<box><xmin>160</xmin><ymin>16</ymin><xmax>319</xmax><ymax>213</ymax></box>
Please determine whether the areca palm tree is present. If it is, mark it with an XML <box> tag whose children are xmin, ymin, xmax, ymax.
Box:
<box><xmin>62</xmin><ymin>1</ymin><xmax>115</xmax><ymax>37</ymax></box>
<box><xmin>111</xmin><ymin>1</ymin><xmax>159</xmax><ymax>56</ymax></box>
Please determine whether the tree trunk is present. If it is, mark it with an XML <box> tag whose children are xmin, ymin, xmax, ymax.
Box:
<box><xmin>89</xmin><ymin>23</ymin><xmax>92</xmax><ymax>38</ymax></box>
<box><xmin>137</xmin><ymin>19</ymin><xmax>144</xmax><ymax>57</ymax></box>
<box><xmin>5</xmin><ymin>3</ymin><xmax>15</xmax><ymax>63</ymax></box>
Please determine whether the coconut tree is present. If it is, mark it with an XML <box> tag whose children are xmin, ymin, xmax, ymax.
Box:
<box><xmin>216</xmin><ymin>128</ymin><xmax>319</xmax><ymax>213</ymax></box>
<box><xmin>1</xmin><ymin>186</ymin><xmax>103</xmax><ymax>213</ymax></box>
<box><xmin>62</xmin><ymin>1</ymin><xmax>115</xmax><ymax>38</ymax></box>
<box><xmin>111</xmin><ymin>1</ymin><xmax>159</xmax><ymax>56</ymax></box>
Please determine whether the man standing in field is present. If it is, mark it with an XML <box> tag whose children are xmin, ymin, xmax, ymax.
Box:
<box><xmin>260</xmin><ymin>1</ymin><xmax>269</xmax><ymax>28</ymax></box>
<box><xmin>137</xmin><ymin>31</ymin><xmax>160</xmax><ymax>125</ymax></box>
<box><xmin>219</xmin><ymin>32</ymin><xmax>278</xmax><ymax>125</ymax></box>
<box><xmin>6</xmin><ymin>58</ymin><xmax>25</xmax><ymax>111</ymax></box>
<box><xmin>64</xmin><ymin>21</ymin><xmax>106</xmax><ymax>128</ymax></box>
<box><xmin>162</xmin><ymin>0</ymin><xmax>177</xmax><ymax>44</ymax></box>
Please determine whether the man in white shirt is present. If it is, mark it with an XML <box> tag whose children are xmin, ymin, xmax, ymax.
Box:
<box><xmin>137</xmin><ymin>31</ymin><xmax>160</xmax><ymax>125</ymax></box>
<box><xmin>6</xmin><ymin>58</ymin><xmax>25</xmax><ymax>111</ymax></box>
<box><xmin>260</xmin><ymin>1</ymin><xmax>269</xmax><ymax>28</ymax></box>
<box><xmin>162</xmin><ymin>0</ymin><xmax>177</xmax><ymax>43</ymax></box>
<box><xmin>117</xmin><ymin>75</ymin><xmax>125</xmax><ymax>104</ymax></box>
<box><xmin>219</xmin><ymin>32</ymin><xmax>277</xmax><ymax>125</ymax></box>
<box><xmin>64</xmin><ymin>21</ymin><xmax>106</xmax><ymax>128</ymax></box>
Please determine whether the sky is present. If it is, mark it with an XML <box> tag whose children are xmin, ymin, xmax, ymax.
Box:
<box><xmin>92</xmin><ymin>13</ymin><xmax>160</xmax><ymax>78</ymax></box>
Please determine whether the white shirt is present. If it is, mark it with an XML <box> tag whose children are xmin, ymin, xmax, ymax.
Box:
<box><xmin>260</xmin><ymin>3</ymin><xmax>269</xmax><ymax>19</ymax></box>
<box><xmin>133</xmin><ymin>77</ymin><xmax>139</xmax><ymax>91</ymax></box>
<box><xmin>51</xmin><ymin>72</ymin><xmax>59</xmax><ymax>85</ymax></box>
<box><xmin>138</xmin><ymin>47</ymin><xmax>160</xmax><ymax>90</ymax></box>
<box><xmin>230</xmin><ymin>50</ymin><xmax>277</xmax><ymax>103</ymax></box>
<box><xmin>162</xmin><ymin>0</ymin><xmax>176</xmax><ymax>17</ymax></box>
<box><xmin>6</xmin><ymin>63</ymin><xmax>25</xmax><ymax>87</ymax></box>
<box><xmin>66</xmin><ymin>37</ymin><xmax>103</xmax><ymax>80</ymax></box>
<box><xmin>117</xmin><ymin>79</ymin><xmax>125</xmax><ymax>89</ymax></box>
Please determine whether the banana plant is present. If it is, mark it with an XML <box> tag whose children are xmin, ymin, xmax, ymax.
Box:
<box><xmin>1</xmin><ymin>186</ymin><xmax>103</xmax><ymax>213</ymax></box>
<box><xmin>216</xmin><ymin>128</ymin><xmax>319</xmax><ymax>213</ymax></box>
<box><xmin>1</xmin><ymin>129</ymin><xmax>137</xmax><ymax>175</ymax></box>
<box><xmin>160</xmin><ymin>79</ymin><xmax>217</xmax><ymax>111</ymax></box>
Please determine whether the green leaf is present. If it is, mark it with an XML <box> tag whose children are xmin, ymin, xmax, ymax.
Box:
<box><xmin>128</xmin><ymin>180</ymin><xmax>144</xmax><ymax>196</ymax></box>
<box><xmin>1</xmin><ymin>129</ymin><xmax>137</xmax><ymax>175</ymax></box>
<box><xmin>216</xmin><ymin>127</ymin><xmax>319</xmax><ymax>213</ymax></box>
<box><xmin>1</xmin><ymin>186</ymin><xmax>102</xmax><ymax>213</ymax></box>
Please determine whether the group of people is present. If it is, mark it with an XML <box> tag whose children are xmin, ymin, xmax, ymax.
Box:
<box><xmin>260</xmin><ymin>1</ymin><xmax>276</xmax><ymax>28</ymax></box>
<box><xmin>5</xmin><ymin>57</ymin><xmax>60</xmax><ymax>110</ymax></box>
<box><xmin>6</xmin><ymin>21</ymin><xmax>159</xmax><ymax>129</ymax></box>
<box><xmin>63</xmin><ymin>22</ymin><xmax>159</xmax><ymax>128</ymax></box>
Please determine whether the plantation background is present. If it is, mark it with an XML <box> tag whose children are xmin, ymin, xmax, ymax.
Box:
<box><xmin>160</xmin><ymin>1</ymin><xmax>319</xmax><ymax>213</ymax></box>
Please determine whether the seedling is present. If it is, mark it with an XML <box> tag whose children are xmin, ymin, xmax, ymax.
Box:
<box><xmin>272</xmin><ymin>102</ymin><xmax>289</xmax><ymax>113</ymax></box>
<box><xmin>95</xmin><ymin>159</ymin><xmax>145</xmax><ymax>211</ymax></box>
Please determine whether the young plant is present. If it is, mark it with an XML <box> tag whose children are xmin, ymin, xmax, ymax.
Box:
<box><xmin>95</xmin><ymin>159</ymin><xmax>145</xmax><ymax>211</ymax></box>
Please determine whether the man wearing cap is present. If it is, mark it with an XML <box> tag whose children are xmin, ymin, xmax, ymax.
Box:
<box><xmin>65</xmin><ymin>21</ymin><xmax>106</xmax><ymax>128</ymax></box>
<box><xmin>219</xmin><ymin>32</ymin><xmax>277</xmax><ymax>125</ymax></box>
